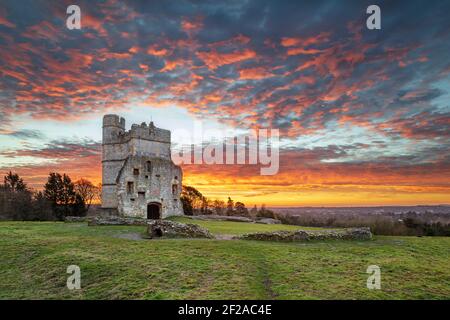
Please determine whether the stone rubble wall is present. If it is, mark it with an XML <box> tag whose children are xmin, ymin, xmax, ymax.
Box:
<box><xmin>235</xmin><ymin>227</ymin><xmax>372</xmax><ymax>241</ymax></box>
<box><xmin>255</xmin><ymin>218</ymin><xmax>281</xmax><ymax>224</ymax></box>
<box><xmin>86</xmin><ymin>216</ymin><xmax>372</xmax><ymax>242</ymax></box>
<box><xmin>88</xmin><ymin>216</ymin><xmax>149</xmax><ymax>226</ymax></box>
<box><xmin>146</xmin><ymin>220</ymin><xmax>213</xmax><ymax>239</ymax></box>
<box><xmin>64</xmin><ymin>216</ymin><xmax>89</xmax><ymax>222</ymax></box>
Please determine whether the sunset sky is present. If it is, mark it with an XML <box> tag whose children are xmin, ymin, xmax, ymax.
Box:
<box><xmin>0</xmin><ymin>0</ymin><xmax>449</xmax><ymax>206</ymax></box>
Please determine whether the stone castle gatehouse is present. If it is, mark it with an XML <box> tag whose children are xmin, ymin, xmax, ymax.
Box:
<box><xmin>101</xmin><ymin>114</ymin><xmax>184</xmax><ymax>218</ymax></box>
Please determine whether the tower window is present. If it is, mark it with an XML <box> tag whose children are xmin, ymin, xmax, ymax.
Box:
<box><xmin>172</xmin><ymin>184</ymin><xmax>178</xmax><ymax>195</ymax></box>
<box><xmin>147</xmin><ymin>161</ymin><xmax>152</xmax><ymax>172</ymax></box>
<box><xmin>133</xmin><ymin>168</ymin><xmax>139</xmax><ymax>175</ymax></box>
<box><xmin>127</xmin><ymin>182</ymin><xmax>134</xmax><ymax>194</ymax></box>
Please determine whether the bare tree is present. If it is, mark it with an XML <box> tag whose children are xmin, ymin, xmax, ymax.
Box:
<box><xmin>74</xmin><ymin>178</ymin><xmax>98</xmax><ymax>211</ymax></box>
<box><xmin>212</xmin><ymin>199</ymin><xmax>226</xmax><ymax>215</ymax></box>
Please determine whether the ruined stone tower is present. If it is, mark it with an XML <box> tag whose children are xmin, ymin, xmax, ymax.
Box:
<box><xmin>101</xmin><ymin>114</ymin><xmax>183</xmax><ymax>218</ymax></box>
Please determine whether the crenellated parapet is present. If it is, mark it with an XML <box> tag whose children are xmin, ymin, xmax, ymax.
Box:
<box><xmin>102</xmin><ymin>115</ymin><xmax>170</xmax><ymax>144</ymax></box>
<box><xmin>103</xmin><ymin>114</ymin><xmax>125</xmax><ymax>129</ymax></box>
<box><xmin>102</xmin><ymin>114</ymin><xmax>125</xmax><ymax>145</ymax></box>
<box><xmin>129</xmin><ymin>122</ymin><xmax>170</xmax><ymax>143</ymax></box>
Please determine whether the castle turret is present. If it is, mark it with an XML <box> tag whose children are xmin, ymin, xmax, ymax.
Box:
<box><xmin>102</xmin><ymin>114</ymin><xmax>126</xmax><ymax>210</ymax></box>
<box><xmin>102</xmin><ymin>114</ymin><xmax>125</xmax><ymax>144</ymax></box>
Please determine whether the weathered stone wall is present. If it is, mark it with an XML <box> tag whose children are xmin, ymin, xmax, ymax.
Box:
<box><xmin>116</xmin><ymin>156</ymin><xmax>183</xmax><ymax>218</ymax></box>
<box><xmin>128</xmin><ymin>138</ymin><xmax>171</xmax><ymax>159</ymax></box>
<box><xmin>89</xmin><ymin>216</ymin><xmax>148</xmax><ymax>226</ymax></box>
<box><xmin>147</xmin><ymin>220</ymin><xmax>213</xmax><ymax>239</ymax></box>
<box><xmin>236</xmin><ymin>227</ymin><xmax>372</xmax><ymax>241</ymax></box>
<box><xmin>64</xmin><ymin>216</ymin><xmax>89</xmax><ymax>222</ymax></box>
<box><xmin>129</xmin><ymin>123</ymin><xmax>170</xmax><ymax>143</ymax></box>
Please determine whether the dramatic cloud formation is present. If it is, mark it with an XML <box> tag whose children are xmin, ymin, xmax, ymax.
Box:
<box><xmin>0</xmin><ymin>0</ymin><xmax>449</xmax><ymax>205</ymax></box>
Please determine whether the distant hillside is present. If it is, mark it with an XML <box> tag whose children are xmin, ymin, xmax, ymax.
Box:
<box><xmin>270</xmin><ymin>205</ymin><xmax>450</xmax><ymax>216</ymax></box>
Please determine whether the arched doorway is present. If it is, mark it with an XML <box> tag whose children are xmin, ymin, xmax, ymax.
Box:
<box><xmin>147</xmin><ymin>202</ymin><xmax>161</xmax><ymax>219</ymax></box>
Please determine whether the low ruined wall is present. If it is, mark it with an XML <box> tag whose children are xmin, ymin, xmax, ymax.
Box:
<box><xmin>255</xmin><ymin>218</ymin><xmax>281</xmax><ymax>224</ymax></box>
<box><xmin>147</xmin><ymin>220</ymin><xmax>213</xmax><ymax>239</ymax></box>
<box><xmin>236</xmin><ymin>227</ymin><xmax>372</xmax><ymax>241</ymax></box>
<box><xmin>64</xmin><ymin>216</ymin><xmax>89</xmax><ymax>222</ymax></box>
<box><xmin>88</xmin><ymin>216</ymin><xmax>148</xmax><ymax>226</ymax></box>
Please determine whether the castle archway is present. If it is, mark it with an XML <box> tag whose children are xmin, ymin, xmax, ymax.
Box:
<box><xmin>147</xmin><ymin>202</ymin><xmax>161</xmax><ymax>219</ymax></box>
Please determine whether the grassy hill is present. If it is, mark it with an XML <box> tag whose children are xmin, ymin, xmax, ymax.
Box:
<box><xmin>0</xmin><ymin>218</ymin><xmax>449</xmax><ymax>299</ymax></box>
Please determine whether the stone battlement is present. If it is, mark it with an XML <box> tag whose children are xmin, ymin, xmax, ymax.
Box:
<box><xmin>103</xmin><ymin>114</ymin><xmax>125</xmax><ymax>129</ymax></box>
<box><xmin>102</xmin><ymin>114</ymin><xmax>170</xmax><ymax>144</ymax></box>
<box><xmin>128</xmin><ymin>122</ymin><xmax>170</xmax><ymax>143</ymax></box>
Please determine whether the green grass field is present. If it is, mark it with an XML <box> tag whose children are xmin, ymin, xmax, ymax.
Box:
<box><xmin>0</xmin><ymin>219</ymin><xmax>449</xmax><ymax>299</ymax></box>
<box><xmin>168</xmin><ymin>216</ymin><xmax>333</xmax><ymax>235</ymax></box>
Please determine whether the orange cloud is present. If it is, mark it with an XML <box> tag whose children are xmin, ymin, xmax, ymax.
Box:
<box><xmin>197</xmin><ymin>49</ymin><xmax>257</xmax><ymax>70</ymax></box>
<box><xmin>281</xmin><ymin>32</ymin><xmax>330</xmax><ymax>47</ymax></box>
<box><xmin>147</xmin><ymin>46</ymin><xmax>169</xmax><ymax>57</ymax></box>
<box><xmin>239</xmin><ymin>67</ymin><xmax>273</xmax><ymax>80</ymax></box>
<box><xmin>181</xmin><ymin>16</ymin><xmax>203</xmax><ymax>34</ymax></box>
<box><xmin>83</xmin><ymin>14</ymin><xmax>108</xmax><ymax>37</ymax></box>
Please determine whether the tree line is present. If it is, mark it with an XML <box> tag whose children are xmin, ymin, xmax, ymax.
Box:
<box><xmin>0</xmin><ymin>171</ymin><xmax>100</xmax><ymax>221</ymax></box>
<box><xmin>0</xmin><ymin>173</ymin><xmax>273</xmax><ymax>221</ymax></box>
<box><xmin>180</xmin><ymin>185</ymin><xmax>276</xmax><ymax>219</ymax></box>
<box><xmin>276</xmin><ymin>210</ymin><xmax>450</xmax><ymax>237</ymax></box>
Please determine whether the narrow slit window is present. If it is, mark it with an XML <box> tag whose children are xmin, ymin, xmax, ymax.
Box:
<box><xmin>146</xmin><ymin>161</ymin><xmax>152</xmax><ymax>172</ymax></box>
<box><xmin>127</xmin><ymin>181</ymin><xmax>134</xmax><ymax>194</ymax></box>
<box><xmin>172</xmin><ymin>184</ymin><xmax>178</xmax><ymax>195</ymax></box>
